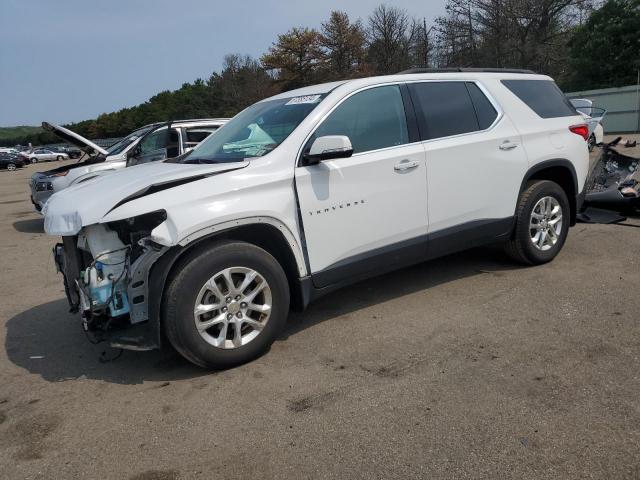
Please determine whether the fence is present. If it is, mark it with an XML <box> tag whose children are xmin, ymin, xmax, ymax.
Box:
<box><xmin>566</xmin><ymin>84</ymin><xmax>640</xmax><ymax>134</ymax></box>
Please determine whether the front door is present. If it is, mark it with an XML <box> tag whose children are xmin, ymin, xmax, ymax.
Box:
<box><xmin>295</xmin><ymin>85</ymin><xmax>429</xmax><ymax>288</ymax></box>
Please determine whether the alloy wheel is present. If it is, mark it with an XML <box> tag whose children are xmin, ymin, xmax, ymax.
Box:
<box><xmin>529</xmin><ymin>196</ymin><xmax>563</xmax><ymax>251</ymax></box>
<box><xmin>193</xmin><ymin>266</ymin><xmax>272</xmax><ymax>349</ymax></box>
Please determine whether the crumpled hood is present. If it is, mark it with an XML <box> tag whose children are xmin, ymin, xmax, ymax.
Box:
<box><xmin>43</xmin><ymin>160</ymin><xmax>248</xmax><ymax>236</ymax></box>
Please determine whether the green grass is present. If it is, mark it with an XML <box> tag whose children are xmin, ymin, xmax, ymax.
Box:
<box><xmin>0</xmin><ymin>126</ymin><xmax>43</xmax><ymax>141</ymax></box>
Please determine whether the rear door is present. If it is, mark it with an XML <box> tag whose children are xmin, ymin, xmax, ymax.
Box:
<box><xmin>295</xmin><ymin>84</ymin><xmax>429</xmax><ymax>288</ymax></box>
<box><xmin>407</xmin><ymin>81</ymin><xmax>528</xmax><ymax>256</ymax></box>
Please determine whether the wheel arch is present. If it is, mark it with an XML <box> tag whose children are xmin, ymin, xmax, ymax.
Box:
<box><xmin>147</xmin><ymin>221</ymin><xmax>307</xmax><ymax>346</ymax></box>
<box><xmin>519</xmin><ymin>159</ymin><xmax>578</xmax><ymax>226</ymax></box>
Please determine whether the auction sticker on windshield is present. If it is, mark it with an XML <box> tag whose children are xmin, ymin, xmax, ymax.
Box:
<box><xmin>285</xmin><ymin>95</ymin><xmax>322</xmax><ymax>105</ymax></box>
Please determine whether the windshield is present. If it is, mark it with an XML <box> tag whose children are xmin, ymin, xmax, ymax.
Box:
<box><xmin>182</xmin><ymin>95</ymin><xmax>325</xmax><ymax>164</ymax></box>
<box><xmin>105</xmin><ymin>126</ymin><xmax>155</xmax><ymax>156</ymax></box>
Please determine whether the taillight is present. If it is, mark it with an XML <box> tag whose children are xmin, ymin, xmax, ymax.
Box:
<box><xmin>569</xmin><ymin>124</ymin><xmax>589</xmax><ymax>141</ymax></box>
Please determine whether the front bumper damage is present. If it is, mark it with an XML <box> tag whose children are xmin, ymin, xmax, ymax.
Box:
<box><xmin>53</xmin><ymin>226</ymin><xmax>167</xmax><ymax>351</ymax></box>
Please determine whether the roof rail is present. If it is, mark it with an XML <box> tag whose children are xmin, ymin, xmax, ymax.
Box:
<box><xmin>399</xmin><ymin>67</ymin><xmax>536</xmax><ymax>74</ymax></box>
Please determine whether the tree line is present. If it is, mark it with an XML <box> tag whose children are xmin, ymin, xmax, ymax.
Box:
<box><xmin>4</xmin><ymin>0</ymin><xmax>638</xmax><ymax>147</ymax></box>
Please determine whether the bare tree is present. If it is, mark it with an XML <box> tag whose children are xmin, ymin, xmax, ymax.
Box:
<box><xmin>366</xmin><ymin>4</ymin><xmax>417</xmax><ymax>74</ymax></box>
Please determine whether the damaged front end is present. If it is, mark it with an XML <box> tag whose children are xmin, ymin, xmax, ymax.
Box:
<box><xmin>584</xmin><ymin>137</ymin><xmax>640</xmax><ymax>212</ymax></box>
<box><xmin>53</xmin><ymin>211</ymin><xmax>168</xmax><ymax>350</ymax></box>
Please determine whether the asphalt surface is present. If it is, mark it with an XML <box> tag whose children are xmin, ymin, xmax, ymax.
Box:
<box><xmin>1</xmin><ymin>146</ymin><xmax>639</xmax><ymax>480</ymax></box>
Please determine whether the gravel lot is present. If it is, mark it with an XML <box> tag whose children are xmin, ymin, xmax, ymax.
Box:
<box><xmin>1</xmin><ymin>143</ymin><xmax>639</xmax><ymax>479</ymax></box>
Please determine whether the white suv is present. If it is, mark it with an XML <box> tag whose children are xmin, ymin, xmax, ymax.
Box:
<box><xmin>44</xmin><ymin>69</ymin><xmax>589</xmax><ymax>369</ymax></box>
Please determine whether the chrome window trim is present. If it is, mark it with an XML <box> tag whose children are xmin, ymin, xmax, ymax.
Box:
<box><xmin>296</xmin><ymin>79</ymin><xmax>505</xmax><ymax>164</ymax></box>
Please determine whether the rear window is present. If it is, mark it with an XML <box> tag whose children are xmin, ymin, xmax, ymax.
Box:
<box><xmin>502</xmin><ymin>80</ymin><xmax>577</xmax><ymax>119</ymax></box>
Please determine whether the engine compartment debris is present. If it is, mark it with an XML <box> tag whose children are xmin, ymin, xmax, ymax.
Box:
<box><xmin>584</xmin><ymin>137</ymin><xmax>640</xmax><ymax>213</ymax></box>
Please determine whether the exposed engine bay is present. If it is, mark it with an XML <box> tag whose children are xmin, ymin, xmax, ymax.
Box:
<box><xmin>584</xmin><ymin>137</ymin><xmax>640</xmax><ymax>211</ymax></box>
<box><xmin>53</xmin><ymin>211</ymin><xmax>168</xmax><ymax>350</ymax></box>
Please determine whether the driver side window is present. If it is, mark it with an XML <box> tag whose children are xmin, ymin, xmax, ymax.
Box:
<box><xmin>311</xmin><ymin>85</ymin><xmax>409</xmax><ymax>155</ymax></box>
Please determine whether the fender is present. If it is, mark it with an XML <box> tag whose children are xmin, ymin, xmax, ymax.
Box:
<box><xmin>177</xmin><ymin>216</ymin><xmax>307</xmax><ymax>276</ymax></box>
<box><xmin>518</xmin><ymin>158</ymin><xmax>579</xmax><ymax>223</ymax></box>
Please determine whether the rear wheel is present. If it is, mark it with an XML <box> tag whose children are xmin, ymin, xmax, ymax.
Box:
<box><xmin>505</xmin><ymin>180</ymin><xmax>570</xmax><ymax>265</ymax></box>
<box><xmin>6</xmin><ymin>163</ymin><xmax>16</xmax><ymax>171</ymax></box>
<box><xmin>163</xmin><ymin>241</ymin><xmax>290</xmax><ymax>369</ymax></box>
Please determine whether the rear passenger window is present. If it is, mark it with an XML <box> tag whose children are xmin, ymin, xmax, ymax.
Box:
<box><xmin>311</xmin><ymin>85</ymin><xmax>409</xmax><ymax>154</ymax></box>
<box><xmin>408</xmin><ymin>82</ymin><xmax>479</xmax><ymax>140</ymax></box>
<box><xmin>501</xmin><ymin>80</ymin><xmax>577</xmax><ymax>118</ymax></box>
<box><xmin>466</xmin><ymin>83</ymin><xmax>498</xmax><ymax>129</ymax></box>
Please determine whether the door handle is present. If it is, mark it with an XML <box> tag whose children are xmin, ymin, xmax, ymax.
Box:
<box><xmin>394</xmin><ymin>160</ymin><xmax>420</xmax><ymax>172</ymax></box>
<box><xmin>499</xmin><ymin>141</ymin><xmax>518</xmax><ymax>151</ymax></box>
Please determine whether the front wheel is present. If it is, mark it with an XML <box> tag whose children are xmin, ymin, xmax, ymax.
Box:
<box><xmin>505</xmin><ymin>180</ymin><xmax>570</xmax><ymax>265</ymax></box>
<box><xmin>57</xmin><ymin>155</ymin><xmax>63</xmax><ymax>161</ymax></box>
<box><xmin>6</xmin><ymin>163</ymin><xmax>16</xmax><ymax>171</ymax></box>
<box><xmin>30</xmin><ymin>157</ymin><xmax>38</xmax><ymax>164</ymax></box>
<box><xmin>163</xmin><ymin>241</ymin><xmax>290</xmax><ymax>369</ymax></box>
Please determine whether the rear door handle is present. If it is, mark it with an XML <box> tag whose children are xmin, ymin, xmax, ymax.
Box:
<box><xmin>394</xmin><ymin>160</ymin><xmax>420</xmax><ymax>172</ymax></box>
<box><xmin>499</xmin><ymin>141</ymin><xmax>518</xmax><ymax>151</ymax></box>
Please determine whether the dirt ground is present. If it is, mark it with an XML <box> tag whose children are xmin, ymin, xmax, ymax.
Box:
<box><xmin>1</xmin><ymin>139</ymin><xmax>639</xmax><ymax>479</ymax></box>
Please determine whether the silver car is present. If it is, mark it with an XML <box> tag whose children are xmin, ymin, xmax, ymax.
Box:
<box><xmin>22</xmin><ymin>148</ymin><xmax>69</xmax><ymax>163</ymax></box>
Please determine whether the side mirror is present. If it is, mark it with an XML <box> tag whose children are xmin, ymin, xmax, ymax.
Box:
<box><xmin>303</xmin><ymin>135</ymin><xmax>353</xmax><ymax>165</ymax></box>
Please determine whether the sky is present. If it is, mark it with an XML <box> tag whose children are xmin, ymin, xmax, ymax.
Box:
<box><xmin>0</xmin><ymin>0</ymin><xmax>446</xmax><ymax>127</ymax></box>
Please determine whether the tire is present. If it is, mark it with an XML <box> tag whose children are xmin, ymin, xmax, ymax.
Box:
<box><xmin>588</xmin><ymin>134</ymin><xmax>596</xmax><ymax>152</ymax></box>
<box><xmin>6</xmin><ymin>163</ymin><xmax>16</xmax><ymax>171</ymax></box>
<box><xmin>505</xmin><ymin>180</ymin><xmax>570</xmax><ymax>265</ymax></box>
<box><xmin>30</xmin><ymin>157</ymin><xmax>38</xmax><ymax>164</ymax></box>
<box><xmin>57</xmin><ymin>155</ymin><xmax>63</xmax><ymax>161</ymax></box>
<box><xmin>163</xmin><ymin>241</ymin><xmax>290</xmax><ymax>369</ymax></box>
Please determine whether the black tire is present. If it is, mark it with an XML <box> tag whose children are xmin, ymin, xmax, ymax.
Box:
<box><xmin>7</xmin><ymin>163</ymin><xmax>16</xmax><ymax>171</ymax></box>
<box><xmin>30</xmin><ymin>157</ymin><xmax>38</xmax><ymax>164</ymax></box>
<box><xmin>57</xmin><ymin>155</ymin><xmax>63</xmax><ymax>161</ymax></box>
<box><xmin>163</xmin><ymin>241</ymin><xmax>290</xmax><ymax>369</ymax></box>
<box><xmin>588</xmin><ymin>134</ymin><xmax>596</xmax><ymax>152</ymax></box>
<box><xmin>505</xmin><ymin>180</ymin><xmax>570</xmax><ymax>265</ymax></box>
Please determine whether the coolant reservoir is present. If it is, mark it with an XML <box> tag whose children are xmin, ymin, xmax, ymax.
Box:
<box><xmin>84</xmin><ymin>224</ymin><xmax>127</xmax><ymax>285</ymax></box>
<box><xmin>82</xmin><ymin>224</ymin><xmax>130</xmax><ymax>315</ymax></box>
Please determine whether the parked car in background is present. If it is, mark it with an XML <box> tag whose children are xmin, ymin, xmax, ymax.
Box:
<box><xmin>44</xmin><ymin>69</ymin><xmax>589</xmax><ymax>369</ymax></box>
<box><xmin>570</xmin><ymin>98</ymin><xmax>606</xmax><ymax>151</ymax></box>
<box><xmin>52</xmin><ymin>145</ymin><xmax>83</xmax><ymax>159</ymax></box>
<box><xmin>29</xmin><ymin>119</ymin><xmax>228</xmax><ymax>212</ymax></box>
<box><xmin>0</xmin><ymin>152</ymin><xmax>26</xmax><ymax>171</ymax></box>
<box><xmin>0</xmin><ymin>147</ymin><xmax>19</xmax><ymax>154</ymax></box>
<box><xmin>21</xmin><ymin>148</ymin><xmax>69</xmax><ymax>163</ymax></box>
